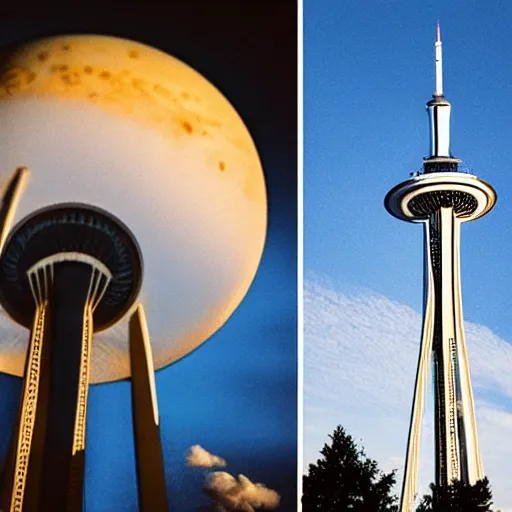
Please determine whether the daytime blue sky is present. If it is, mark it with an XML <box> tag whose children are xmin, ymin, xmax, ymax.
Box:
<box><xmin>305</xmin><ymin>0</ymin><xmax>512</xmax><ymax>508</ymax></box>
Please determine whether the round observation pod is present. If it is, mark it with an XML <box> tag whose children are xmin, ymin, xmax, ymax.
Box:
<box><xmin>0</xmin><ymin>34</ymin><xmax>267</xmax><ymax>382</ymax></box>
<box><xmin>0</xmin><ymin>202</ymin><xmax>143</xmax><ymax>331</ymax></box>
<box><xmin>384</xmin><ymin>172</ymin><xmax>496</xmax><ymax>223</ymax></box>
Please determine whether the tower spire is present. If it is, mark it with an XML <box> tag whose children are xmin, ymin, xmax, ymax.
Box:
<box><xmin>435</xmin><ymin>21</ymin><xmax>443</xmax><ymax>96</ymax></box>
<box><xmin>425</xmin><ymin>21</ymin><xmax>457</xmax><ymax>168</ymax></box>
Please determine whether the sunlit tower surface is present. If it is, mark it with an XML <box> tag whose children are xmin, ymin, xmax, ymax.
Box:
<box><xmin>384</xmin><ymin>24</ymin><xmax>496</xmax><ymax>512</ymax></box>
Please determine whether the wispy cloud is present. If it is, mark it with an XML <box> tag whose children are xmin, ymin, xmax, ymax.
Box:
<box><xmin>186</xmin><ymin>445</ymin><xmax>227</xmax><ymax>468</ymax></box>
<box><xmin>304</xmin><ymin>276</ymin><xmax>512</xmax><ymax>509</ymax></box>
<box><xmin>204</xmin><ymin>472</ymin><xmax>280</xmax><ymax>511</ymax></box>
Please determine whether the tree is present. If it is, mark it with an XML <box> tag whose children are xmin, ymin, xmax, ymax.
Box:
<box><xmin>416</xmin><ymin>477</ymin><xmax>494</xmax><ymax>511</ymax></box>
<box><xmin>302</xmin><ymin>425</ymin><xmax>399</xmax><ymax>511</ymax></box>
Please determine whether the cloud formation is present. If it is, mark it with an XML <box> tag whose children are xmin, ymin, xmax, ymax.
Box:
<box><xmin>304</xmin><ymin>276</ymin><xmax>512</xmax><ymax>510</ymax></box>
<box><xmin>204</xmin><ymin>472</ymin><xmax>280</xmax><ymax>511</ymax></box>
<box><xmin>186</xmin><ymin>445</ymin><xmax>227</xmax><ymax>468</ymax></box>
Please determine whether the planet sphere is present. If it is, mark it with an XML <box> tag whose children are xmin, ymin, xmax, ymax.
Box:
<box><xmin>0</xmin><ymin>34</ymin><xmax>267</xmax><ymax>382</ymax></box>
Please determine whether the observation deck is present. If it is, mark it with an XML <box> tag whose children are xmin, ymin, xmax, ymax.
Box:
<box><xmin>0</xmin><ymin>202</ymin><xmax>143</xmax><ymax>331</ymax></box>
<box><xmin>384</xmin><ymin>171</ymin><xmax>496</xmax><ymax>223</ymax></box>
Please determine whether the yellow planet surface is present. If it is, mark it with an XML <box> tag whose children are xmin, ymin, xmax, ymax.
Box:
<box><xmin>0</xmin><ymin>35</ymin><xmax>267</xmax><ymax>383</ymax></box>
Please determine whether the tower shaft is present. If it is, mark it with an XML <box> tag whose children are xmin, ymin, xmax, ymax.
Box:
<box><xmin>400</xmin><ymin>207</ymin><xmax>484</xmax><ymax>511</ymax></box>
<box><xmin>428</xmin><ymin>208</ymin><xmax>482</xmax><ymax>486</ymax></box>
<box><xmin>1</xmin><ymin>260</ymin><xmax>109</xmax><ymax>511</ymax></box>
<box><xmin>0</xmin><ymin>195</ymin><xmax>148</xmax><ymax>510</ymax></box>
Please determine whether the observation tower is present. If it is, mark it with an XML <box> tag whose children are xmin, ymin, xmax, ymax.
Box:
<box><xmin>384</xmin><ymin>23</ymin><xmax>496</xmax><ymax>511</ymax></box>
<box><xmin>0</xmin><ymin>172</ymin><xmax>167</xmax><ymax>511</ymax></box>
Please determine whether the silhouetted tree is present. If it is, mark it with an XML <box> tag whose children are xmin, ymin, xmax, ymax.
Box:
<box><xmin>416</xmin><ymin>477</ymin><xmax>494</xmax><ymax>511</ymax></box>
<box><xmin>302</xmin><ymin>425</ymin><xmax>398</xmax><ymax>511</ymax></box>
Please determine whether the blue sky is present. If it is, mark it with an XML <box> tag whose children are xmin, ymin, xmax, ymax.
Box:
<box><xmin>305</xmin><ymin>0</ymin><xmax>512</xmax><ymax>509</ymax></box>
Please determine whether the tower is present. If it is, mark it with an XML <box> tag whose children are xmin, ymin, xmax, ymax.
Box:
<box><xmin>0</xmin><ymin>169</ymin><xmax>169</xmax><ymax>511</ymax></box>
<box><xmin>384</xmin><ymin>23</ymin><xmax>496</xmax><ymax>511</ymax></box>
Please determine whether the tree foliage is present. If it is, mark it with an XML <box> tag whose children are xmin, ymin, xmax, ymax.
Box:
<box><xmin>416</xmin><ymin>477</ymin><xmax>494</xmax><ymax>511</ymax></box>
<box><xmin>302</xmin><ymin>425</ymin><xmax>398</xmax><ymax>511</ymax></box>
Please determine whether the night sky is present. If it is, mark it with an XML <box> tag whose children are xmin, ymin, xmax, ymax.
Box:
<box><xmin>0</xmin><ymin>3</ymin><xmax>297</xmax><ymax>511</ymax></box>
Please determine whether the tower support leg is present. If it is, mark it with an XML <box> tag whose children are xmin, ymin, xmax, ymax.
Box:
<box><xmin>39</xmin><ymin>263</ymin><xmax>94</xmax><ymax>510</ymax></box>
<box><xmin>130</xmin><ymin>304</ymin><xmax>169</xmax><ymax>511</ymax></box>
<box><xmin>399</xmin><ymin>223</ymin><xmax>436</xmax><ymax>512</ymax></box>
<box><xmin>1</xmin><ymin>302</ymin><xmax>49</xmax><ymax>512</ymax></box>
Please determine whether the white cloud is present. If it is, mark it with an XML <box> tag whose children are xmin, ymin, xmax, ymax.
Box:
<box><xmin>304</xmin><ymin>276</ymin><xmax>512</xmax><ymax>510</ymax></box>
<box><xmin>204</xmin><ymin>472</ymin><xmax>280</xmax><ymax>511</ymax></box>
<box><xmin>185</xmin><ymin>445</ymin><xmax>227</xmax><ymax>468</ymax></box>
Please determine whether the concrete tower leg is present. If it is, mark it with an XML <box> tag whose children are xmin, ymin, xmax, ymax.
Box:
<box><xmin>452</xmin><ymin>220</ymin><xmax>483</xmax><ymax>484</ymax></box>
<box><xmin>129</xmin><ymin>304</ymin><xmax>169</xmax><ymax>512</ymax></box>
<box><xmin>400</xmin><ymin>224</ymin><xmax>435</xmax><ymax>512</ymax></box>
